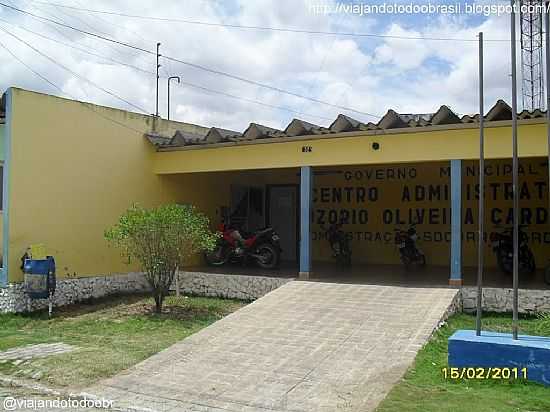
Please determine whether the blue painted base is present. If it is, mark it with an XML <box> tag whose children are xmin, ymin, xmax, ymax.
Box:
<box><xmin>448</xmin><ymin>330</ymin><xmax>550</xmax><ymax>386</ymax></box>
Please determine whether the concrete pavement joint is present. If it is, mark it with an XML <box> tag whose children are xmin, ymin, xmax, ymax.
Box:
<box><xmin>86</xmin><ymin>282</ymin><xmax>458</xmax><ymax>411</ymax></box>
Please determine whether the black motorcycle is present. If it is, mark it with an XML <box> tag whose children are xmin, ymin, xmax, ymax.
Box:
<box><xmin>394</xmin><ymin>224</ymin><xmax>426</xmax><ymax>270</ymax></box>
<box><xmin>322</xmin><ymin>223</ymin><xmax>351</xmax><ymax>267</ymax></box>
<box><xmin>490</xmin><ymin>225</ymin><xmax>535</xmax><ymax>275</ymax></box>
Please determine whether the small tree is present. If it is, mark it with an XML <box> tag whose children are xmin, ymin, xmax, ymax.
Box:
<box><xmin>105</xmin><ymin>204</ymin><xmax>218</xmax><ymax>313</ymax></box>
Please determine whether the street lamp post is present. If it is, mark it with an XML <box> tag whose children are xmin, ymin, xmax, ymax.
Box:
<box><xmin>167</xmin><ymin>76</ymin><xmax>181</xmax><ymax>120</ymax></box>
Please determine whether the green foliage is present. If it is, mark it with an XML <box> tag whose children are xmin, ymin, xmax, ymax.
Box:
<box><xmin>105</xmin><ymin>204</ymin><xmax>218</xmax><ymax>311</ymax></box>
<box><xmin>377</xmin><ymin>313</ymin><xmax>550</xmax><ymax>412</ymax></box>
<box><xmin>0</xmin><ymin>295</ymin><xmax>244</xmax><ymax>387</ymax></box>
<box><xmin>535</xmin><ymin>312</ymin><xmax>550</xmax><ymax>336</ymax></box>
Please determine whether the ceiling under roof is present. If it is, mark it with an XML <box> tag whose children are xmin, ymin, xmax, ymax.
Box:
<box><xmin>146</xmin><ymin>100</ymin><xmax>547</xmax><ymax>150</ymax></box>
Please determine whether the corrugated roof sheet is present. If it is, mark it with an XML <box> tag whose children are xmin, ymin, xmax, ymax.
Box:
<box><xmin>147</xmin><ymin>100</ymin><xmax>548</xmax><ymax>149</ymax></box>
<box><xmin>145</xmin><ymin>133</ymin><xmax>172</xmax><ymax>147</ymax></box>
<box><xmin>243</xmin><ymin>123</ymin><xmax>282</xmax><ymax>140</ymax></box>
<box><xmin>205</xmin><ymin>127</ymin><xmax>242</xmax><ymax>143</ymax></box>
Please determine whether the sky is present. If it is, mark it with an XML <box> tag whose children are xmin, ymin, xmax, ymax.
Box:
<box><xmin>0</xmin><ymin>0</ymin><xmax>532</xmax><ymax>131</ymax></box>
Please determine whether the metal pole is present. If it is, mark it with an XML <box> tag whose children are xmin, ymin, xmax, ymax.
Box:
<box><xmin>476</xmin><ymin>31</ymin><xmax>485</xmax><ymax>336</ymax></box>
<box><xmin>167</xmin><ymin>76</ymin><xmax>181</xmax><ymax>120</ymax></box>
<box><xmin>511</xmin><ymin>0</ymin><xmax>520</xmax><ymax>340</ymax></box>
<box><xmin>156</xmin><ymin>42</ymin><xmax>161</xmax><ymax>117</ymax></box>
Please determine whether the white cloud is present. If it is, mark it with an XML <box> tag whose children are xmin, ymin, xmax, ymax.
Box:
<box><xmin>0</xmin><ymin>0</ymin><xmax>524</xmax><ymax>132</ymax></box>
<box><xmin>373</xmin><ymin>24</ymin><xmax>431</xmax><ymax>70</ymax></box>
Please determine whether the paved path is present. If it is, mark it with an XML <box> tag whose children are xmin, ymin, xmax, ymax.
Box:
<box><xmin>89</xmin><ymin>282</ymin><xmax>458</xmax><ymax>412</ymax></box>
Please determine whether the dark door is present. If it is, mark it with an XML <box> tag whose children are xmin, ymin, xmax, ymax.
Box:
<box><xmin>268</xmin><ymin>186</ymin><xmax>297</xmax><ymax>261</ymax></box>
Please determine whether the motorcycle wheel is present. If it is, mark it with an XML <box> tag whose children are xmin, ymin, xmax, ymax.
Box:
<box><xmin>544</xmin><ymin>265</ymin><xmax>550</xmax><ymax>286</ymax></box>
<box><xmin>524</xmin><ymin>250</ymin><xmax>536</xmax><ymax>274</ymax></box>
<box><xmin>418</xmin><ymin>254</ymin><xmax>426</xmax><ymax>267</ymax></box>
<box><xmin>401</xmin><ymin>255</ymin><xmax>412</xmax><ymax>271</ymax></box>
<box><xmin>255</xmin><ymin>243</ymin><xmax>279</xmax><ymax>269</ymax></box>
<box><xmin>205</xmin><ymin>244</ymin><xmax>230</xmax><ymax>266</ymax></box>
<box><xmin>344</xmin><ymin>253</ymin><xmax>352</xmax><ymax>267</ymax></box>
<box><xmin>497</xmin><ymin>250</ymin><xmax>513</xmax><ymax>274</ymax></box>
<box><xmin>337</xmin><ymin>253</ymin><xmax>352</xmax><ymax>268</ymax></box>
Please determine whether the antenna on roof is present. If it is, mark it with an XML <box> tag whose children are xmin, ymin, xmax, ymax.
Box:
<box><xmin>519</xmin><ymin>0</ymin><xmax>545</xmax><ymax>111</ymax></box>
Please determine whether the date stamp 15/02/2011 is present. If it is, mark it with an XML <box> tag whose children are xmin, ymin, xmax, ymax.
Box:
<box><xmin>442</xmin><ymin>367</ymin><xmax>528</xmax><ymax>380</ymax></box>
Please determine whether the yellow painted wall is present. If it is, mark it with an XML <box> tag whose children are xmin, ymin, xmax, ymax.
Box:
<box><xmin>152</xmin><ymin>119</ymin><xmax>550</xmax><ymax>270</ymax></box>
<box><xmin>153</xmin><ymin>121</ymin><xmax>549</xmax><ymax>174</ymax></box>
<box><xmin>161</xmin><ymin>160</ymin><xmax>549</xmax><ymax>269</ymax></box>
<box><xmin>461</xmin><ymin>158</ymin><xmax>549</xmax><ymax>268</ymax></box>
<box><xmin>310</xmin><ymin>162</ymin><xmax>449</xmax><ymax>266</ymax></box>
<box><xmin>6</xmin><ymin>88</ymin><xmax>550</xmax><ymax>282</ymax></box>
<box><xmin>6</xmin><ymin>88</ymin><xmax>208</xmax><ymax>282</ymax></box>
<box><xmin>310</xmin><ymin>160</ymin><xmax>549</xmax><ymax>268</ymax></box>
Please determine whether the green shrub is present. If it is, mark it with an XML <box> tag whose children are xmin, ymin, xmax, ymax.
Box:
<box><xmin>105</xmin><ymin>204</ymin><xmax>218</xmax><ymax>312</ymax></box>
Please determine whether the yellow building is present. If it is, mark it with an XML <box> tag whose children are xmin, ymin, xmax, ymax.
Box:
<box><xmin>0</xmin><ymin>88</ymin><xmax>549</xmax><ymax>310</ymax></box>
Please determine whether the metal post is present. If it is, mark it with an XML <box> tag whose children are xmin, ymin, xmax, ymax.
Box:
<box><xmin>167</xmin><ymin>76</ymin><xmax>181</xmax><ymax>120</ymax></box>
<box><xmin>511</xmin><ymin>0</ymin><xmax>520</xmax><ymax>340</ymax></box>
<box><xmin>476</xmin><ymin>31</ymin><xmax>485</xmax><ymax>336</ymax></box>
<box><xmin>450</xmin><ymin>160</ymin><xmax>463</xmax><ymax>286</ymax></box>
<box><xmin>299</xmin><ymin>166</ymin><xmax>312</xmax><ymax>280</ymax></box>
<box><xmin>156</xmin><ymin>42</ymin><xmax>161</xmax><ymax>117</ymax></box>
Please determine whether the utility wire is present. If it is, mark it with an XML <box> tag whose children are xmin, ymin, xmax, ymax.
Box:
<box><xmin>0</xmin><ymin>2</ymin><xmax>381</xmax><ymax>119</ymax></box>
<box><xmin>0</xmin><ymin>37</ymin><xmax>148</xmax><ymax>135</ymax></box>
<box><xmin>0</xmin><ymin>17</ymin><xmax>153</xmax><ymax>74</ymax></box>
<box><xmin>162</xmin><ymin>54</ymin><xmax>380</xmax><ymax>118</ymax></box>
<box><xmin>69</xmin><ymin>0</ymin><xmax>150</xmax><ymax>45</ymax></box>
<box><xmin>0</xmin><ymin>3</ymin><xmax>151</xmax><ymax>53</ymax></box>
<box><xmin>29</xmin><ymin>0</ymin><xmax>512</xmax><ymax>43</ymax></box>
<box><xmin>9</xmin><ymin>0</ymin><xmax>149</xmax><ymax>70</ymax></box>
<box><xmin>0</xmin><ymin>25</ymin><xmax>149</xmax><ymax>113</ymax></box>
<box><xmin>176</xmin><ymin>81</ymin><xmax>333</xmax><ymax>121</ymax></box>
<box><xmin>0</xmin><ymin>37</ymin><xmax>60</xmax><ymax>92</ymax></box>
<box><xmin>0</xmin><ymin>32</ymin><xmax>332</xmax><ymax>140</ymax></box>
<box><xmin>1</xmin><ymin>17</ymin><xmax>334</xmax><ymax>122</ymax></box>
<box><xmin>61</xmin><ymin>0</ymin><xmax>154</xmax><ymax>70</ymax></box>
<box><xmin>9</xmin><ymin>0</ymin><xmax>76</xmax><ymax>44</ymax></box>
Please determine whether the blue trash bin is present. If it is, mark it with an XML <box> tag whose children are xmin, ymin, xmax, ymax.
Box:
<box><xmin>23</xmin><ymin>257</ymin><xmax>56</xmax><ymax>300</ymax></box>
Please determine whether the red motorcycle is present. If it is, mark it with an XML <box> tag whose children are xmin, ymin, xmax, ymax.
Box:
<box><xmin>205</xmin><ymin>224</ymin><xmax>282</xmax><ymax>269</ymax></box>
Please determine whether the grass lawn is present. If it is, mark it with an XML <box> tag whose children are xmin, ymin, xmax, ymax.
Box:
<box><xmin>0</xmin><ymin>294</ymin><xmax>244</xmax><ymax>389</ymax></box>
<box><xmin>377</xmin><ymin>312</ymin><xmax>550</xmax><ymax>412</ymax></box>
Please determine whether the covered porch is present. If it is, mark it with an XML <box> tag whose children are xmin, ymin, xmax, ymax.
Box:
<box><xmin>150</xmin><ymin>104</ymin><xmax>550</xmax><ymax>291</ymax></box>
<box><xmin>158</xmin><ymin>157</ymin><xmax>550</xmax><ymax>291</ymax></box>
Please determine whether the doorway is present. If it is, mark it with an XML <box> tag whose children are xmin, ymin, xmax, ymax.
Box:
<box><xmin>229</xmin><ymin>185</ymin><xmax>265</xmax><ymax>232</ymax></box>
<box><xmin>268</xmin><ymin>185</ymin><xmax>298</xmax><ymax>262</ymax></box>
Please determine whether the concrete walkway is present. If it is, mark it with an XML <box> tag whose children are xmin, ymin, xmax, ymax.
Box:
<box><xmin>89</xmin><ymin>281</ymin><xmax>458</xmax><ymax>412</ymax></box>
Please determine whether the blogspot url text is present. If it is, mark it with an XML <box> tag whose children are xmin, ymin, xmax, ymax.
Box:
<box><xmin>308</xmin><ymin>2</ymin><xmax>550</xmax><ymax>18</ymax></box>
